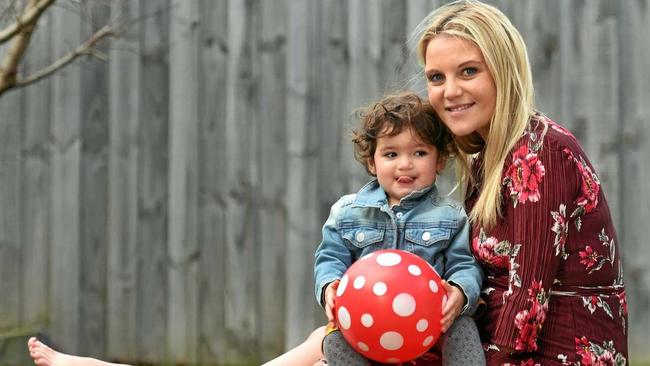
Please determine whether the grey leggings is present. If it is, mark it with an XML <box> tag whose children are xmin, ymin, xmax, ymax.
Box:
<box><xmin>322</xmin><ymin>315</ymin><xmax>485</xmax><ymax>365</ymax></box>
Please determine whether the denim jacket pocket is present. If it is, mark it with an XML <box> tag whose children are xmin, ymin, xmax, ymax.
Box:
<box><xmin>405</xmin><ymin>225</ymin><xmax>451</xmax><ymax>247</ymax></box>
<box><xmin>340</xmin><ymin>226</ymin><xmax>385</xmax><ymax>249</ymax></box>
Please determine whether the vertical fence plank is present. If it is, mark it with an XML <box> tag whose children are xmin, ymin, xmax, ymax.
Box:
<box><xmin>284</xmin><ymin>0</ymin><xmax>321</xmax><ymax>349</ymax></box>
<box><xmin>79</xmin><ymin>2</ymin><xmax>110</xmax><ymax>358</ymax></box>
<box><xmin>168</xmin><ymin>0</ymin><xmax>200</xmax><ymax>362</ymax></box>
<box><xmin>618</xmin><ymin>0</ymin><xmax>650</xmax><ymax>361</ymax></box>
<box><xmin>136</xmin><ymin>0</ymin><xmax>169</xmax><ymax>362</ymax></box>
<box><xmin>0</xmin><ymin>82</ymin><xmax>22</xmax><ymax>334</ymax></box>
<box><xmin>197</xmin><ymin>0</ymin><xmax>228</xmax><ymax>363</ymax></box>
<box><xmin>49</xmin><ymin>4</ymin><xmax>81</xmax><ymax>353</ymax></box>
<box><xmin>107</xmin><ymin>0</ymin><xmax>140</xmax><ymax>361</ymax></box>
<box><xmin>223</xmin><ymin>0</ymin><xmax>260</xmax><ymax>362</ymax></box>
<box><xmin>257</xmin><ymin>0</ymin><xmax>288</xmax><ymax>360</ymax></box>
<box><xmin>576</xmin><ymin>1</ymin><xmax>622</xmax><ymax>229</ymax></box>
<box><xmin>20</xmin><ymin>8</ymin><xmax>51</xmax><ymax>330</ymax></box>
<box><xmin>317</xmin><ymin>0</ymin><xmax>348</xmax><ymax>216</ymax></box>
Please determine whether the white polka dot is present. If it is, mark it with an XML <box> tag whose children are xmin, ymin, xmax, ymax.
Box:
<box><xmin>442</xmin><ymin>294</ymin><xmax>448</xmax><ymax>308</ymax></box>
<box><xmin>423</xmin><ymin>335</ymin><xmax>434</xmax><ymax>347</ymax></box>
<box><xmin>353</xmin><ymin>276</ymin><xmax>366</xmax><ymax>289</ymax></box>
<box><xmin>337</xmin><ymin>307</ymin><xmax>351</xmax><ymax>330</ymax></box>
<box><xmin>386</xmin><ymin>358</ymin><xmax>401</xmax><ymax>363</ymax></box>
<box><xmin>408</xmin><ymin>264</ymin><xmax>422</xmax><ymax>276</ymax></box>
<box><xmin>361</xmin><ymin>313</ymin><xmax>374</xmax><ymax>327</ymax></box>
<box><xmin>376</xmin><ymin>252</ymin><xmax>402</xmax><ymax>266</ymax></box>
<box><xmin>416</xmin><ymin>319</ymin><xmax>429</xmax><ymax>332</ymax></box>
<box><xmin>373</xmin><ymin>282</ymin><xmax>387</xmax><ymax>296</ymax></box>
<box><xmin>380</xmin><ymin>331</ymin><xmax>404</xmax><ymax>350</ymax></box>
<box><xmin>357</xmin><ymin>342</ymin><xmax>369</xmax><ymax>352</ymax></box>
<box><xmin>392</xmin><ymin>293</ymin><xmax>416</xmax><ymax>317</ymax></box>
<box><xmin>429</xmin><ymin>279</ymin><xmax>438</xmax><ymax>293</ymax></box>
<box><xmin>337</xmin><ymin>275</ymin><xmax>349</xmax><ymax>297</ymax></box>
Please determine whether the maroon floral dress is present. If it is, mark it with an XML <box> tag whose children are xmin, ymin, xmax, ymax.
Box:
<box><xmin>468</xmin><ymin>114</ymin><xmax>628</xmax><ymax>365</ymax></box>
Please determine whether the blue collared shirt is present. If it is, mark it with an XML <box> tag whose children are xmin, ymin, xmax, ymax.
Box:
<box><xmin>314</xmin><ymin>179</ymin><xmax>483</xmax><ymax>315</ymax></box>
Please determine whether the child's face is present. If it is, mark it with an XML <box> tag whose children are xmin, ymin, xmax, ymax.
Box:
<box><xmin>368</xmin><ymin>127</ymin><xmax>445</xmax><ymax>207</ymax></box>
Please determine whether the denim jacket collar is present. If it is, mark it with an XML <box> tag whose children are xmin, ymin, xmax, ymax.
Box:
<box><xmin>353</xmin><ymin>179</ymin><xmax>438</xmax><ymax>209</ymax></box>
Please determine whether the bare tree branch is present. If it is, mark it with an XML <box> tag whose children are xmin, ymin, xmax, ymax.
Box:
<box><xmin>0</xmin><ymin>0</ymin><xmax>54</xmax><ymax>43</ymax></box>
<box><xmin>13</xmin><ymin>24</ymin><xmax>122</xmax><ymax>89</ymax></box>
<box><xmin>0</xmin><ymin>0</ymin><xmax>40</xmax><ymax>94</ymax></box>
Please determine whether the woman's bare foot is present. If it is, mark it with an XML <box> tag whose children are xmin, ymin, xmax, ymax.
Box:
<box><xmin>27</xmin><ymin>337</ymin><xmax>129</xmax><ymax>366</ymax></box>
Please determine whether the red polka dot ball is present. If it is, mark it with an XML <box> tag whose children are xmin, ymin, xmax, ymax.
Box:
<box><xmin>334</xmin><ymin>249</ymin><xmax>447</xmax><ymax>364</ymax></box>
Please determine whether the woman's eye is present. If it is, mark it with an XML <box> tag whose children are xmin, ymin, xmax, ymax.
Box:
<box><xmin>384</xmin><ymin>152</ymin><xmax>397</xmax><ymax>158</ymax></box>
<box><xmin>461</xmin><ymin>67</ymin><xmax>478</xmax><ymax>77</ymax></box>
<box><xmin>427</xmin><ymin>73</ymin><xmax>444</xmax><ymax>84</ymax></box>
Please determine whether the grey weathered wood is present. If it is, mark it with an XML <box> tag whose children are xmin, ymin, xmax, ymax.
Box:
<box><xmin>257</xmin><ymin>0</ymin><xmax>288</xmax><ymax>360</ymax></box>
<box><xmin>223</xmin><ymin>0</ymin><xmax>260</xmax><ymax>362</ymax></box>
<box><xmin>106</xmin><ymin>0</ymin><xmax>140</xmax><ymax>360</ymax></box>
<box><xmin>79</xmin><ymin>2</ymin><xmax>110</xmax><ymax>357</ymax></box>
<box><xmin>618</xmin><ymin>0</ymin><xmax>650</xmax><ymax>361</ymax></box>
<box><xmin>167</xmin><ymin>0</ymin><xmax>200</xmax><ymax>362</ymax></box>
<box><xmin>0</xmin><ymin>84</ymin><xmax>22</xmax><ymax>332</ymax></box>
<box><xmin>284</xmin><ymin>0</ymin><xmax>320</xmax><ymax>350</ymax></box>
<box><xmin>196</xmin><ymin>0</ymin><xmax>228</xmax><ymax>364</ymax></box>
<box><xmin>136</xmin><ymin>0</ymin><xmax>169</xmax><ymax>362</ymax></box>
<box><xmin>48</xmin><ymin>4</ymin><xmax>82</xmax><ymax>353</ymax></box>
<box><xmin>20</xmin><ymin>8</ymin><xmax>51</xmax><ymax>329</ymax></box>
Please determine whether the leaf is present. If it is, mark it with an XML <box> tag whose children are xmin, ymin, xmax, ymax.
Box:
<box><xmin>601</xmin><ymin>299</ymin><xmax>613</xmax><ymax>319</ymax></box>
<box><xmin>589</xmin><ymin>258</ymin><xmax>608</xmax><ymax>274</ymax></box>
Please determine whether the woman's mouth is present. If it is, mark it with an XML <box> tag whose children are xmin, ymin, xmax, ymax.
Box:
<box><xmin>446</xmin><ymin>103</ymin><xmax>474</xmax><ymax>112</ymax></box>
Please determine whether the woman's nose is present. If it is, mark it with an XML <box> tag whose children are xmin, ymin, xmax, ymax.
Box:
<box><xmin>444</xmin><ymin>78</ymin><xmax>462</xmax><ymax>99</ymax></box>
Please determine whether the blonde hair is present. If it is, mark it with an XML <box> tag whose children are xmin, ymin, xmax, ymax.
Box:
<box><xmin>416</xmin><ymin>0</ymin><xmax>535</xmax><ymax>228</ymax></box>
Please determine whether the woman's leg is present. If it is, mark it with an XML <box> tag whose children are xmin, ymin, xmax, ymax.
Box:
<box><xmin>262</xmin><ymin>326</ymin><xmax>327</xmax><ymax>366</ymax></box>
<box><xmin>28</xmin><ymin>337</ymin><xmax>131</xmax><ymax>366</ymax></box>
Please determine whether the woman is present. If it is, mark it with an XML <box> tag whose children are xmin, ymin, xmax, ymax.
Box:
<box><xmin>418</xmin><ymin>1</ymin><xmax>627</xmax><ymax>364</ymax></box>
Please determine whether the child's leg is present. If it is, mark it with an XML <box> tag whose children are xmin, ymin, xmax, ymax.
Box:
<box><xmin>438</xmin><ymin>315</ymin><xmax>485</xmax><ymax>366</ymax></box>
<box><xmin>322</xmin><ymin>330</ymin><xmax>371</xmax><ymax>366</ymax></box>
<box><xmin>262</xmin><ymin>326</ymin><xmax>327</xmax><ymax>366</ymax></box>
<box><xmin>27</xmin><ymin>337</ymin><xmax>131</xmax><ymax>366</ymax></box>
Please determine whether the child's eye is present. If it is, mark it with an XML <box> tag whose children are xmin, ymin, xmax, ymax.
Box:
<box><xmin>415</xmin><ymin>150</ymin><xmax>428</xmax><ymax>157</ymax></box>
<box><xmin>461</xmin><ymin>67</ymin><xmax>478</xmax><ymax>77</ymax></box>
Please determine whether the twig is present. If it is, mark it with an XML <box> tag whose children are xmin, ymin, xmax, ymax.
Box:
<box><xmin>14</xmin><ymin>24</ymin><xmax>122</xmax><ymax>88</ymax></box>
<box><xmin>0</xmin><ymin>0</ymin><xmax>55</xmax><ymax>43</ymax></box>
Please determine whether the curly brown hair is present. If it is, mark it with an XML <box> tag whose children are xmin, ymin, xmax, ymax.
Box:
<box><xmin>352</xmin><ymin>92</ymin><xmax>454</xmax><ymax>176</ymax></box>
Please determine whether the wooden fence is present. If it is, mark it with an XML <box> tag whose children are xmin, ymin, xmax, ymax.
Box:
<box><xmin>0</xmin><ymin>0</ymin><xmax>648</xmax><ymax>364</ymax></box>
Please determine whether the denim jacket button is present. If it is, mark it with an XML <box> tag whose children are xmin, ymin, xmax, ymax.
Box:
<box><xmin>422</xmin><ymin>231</ymin><xmax>431</xmax><ymax>241</ymax></box>
<box><xmin>396</xmin><ymin>212</ymin><xmax>403</xmax><ymax>218</ymax></box>
<box><xmin>356</xmin><ymin>232</ymin><xmax>365</xmax><ymax>242</ymax></box>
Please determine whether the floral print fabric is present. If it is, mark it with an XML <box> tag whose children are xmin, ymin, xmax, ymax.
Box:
<box><xmin>468</xmin><ymin>115</ymin><xmax>627</xmax><ymax>365</ymax></box>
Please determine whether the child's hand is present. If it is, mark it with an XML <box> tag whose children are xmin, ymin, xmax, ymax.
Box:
<box><xmin>324</xmin><ymin>280</ymin><xmax>340</xmax><ymax>324</ymax></box>
<box><xmin>440</xmin><ymin>280</ymin><xmax>465</xmax><ymax>333</ymax></box>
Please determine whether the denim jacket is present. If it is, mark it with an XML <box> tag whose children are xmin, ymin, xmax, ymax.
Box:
<box><xmin>314</xmin><ymin>179</ymin><xmax>483</xmax><ymax>315</ymax></box>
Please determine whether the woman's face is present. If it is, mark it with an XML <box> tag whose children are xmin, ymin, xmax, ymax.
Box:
<box><xmin>424</xmin><ymin>36</ymin><xmax>497</xmax><ymax>140</ymax></box>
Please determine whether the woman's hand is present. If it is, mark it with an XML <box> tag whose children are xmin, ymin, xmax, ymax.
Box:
<box><xmin>440</xmin><ymin>280</ymin><xmax>465</xmax><ymax>333</ymax></box>
<box><xmin>324</xmin><ymin>280</ymin><xmax>340</xmax><ymax>324</ymax></box>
